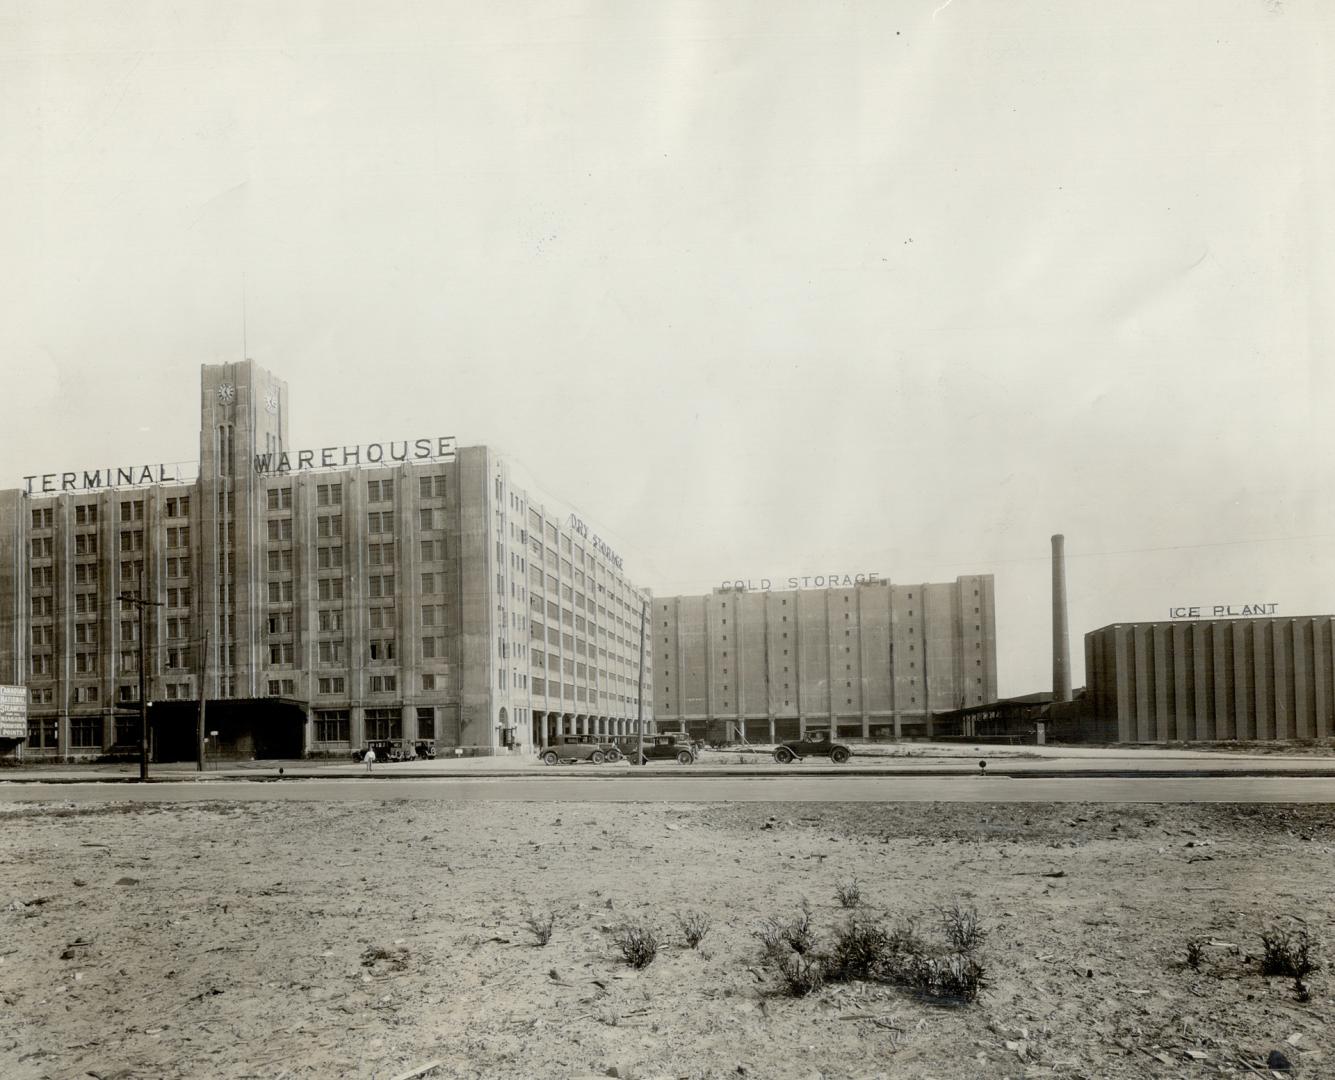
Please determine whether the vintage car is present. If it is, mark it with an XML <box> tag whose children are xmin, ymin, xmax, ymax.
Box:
<box><xmin>352</xmin><ymin>739</ymin><xmax>421</xmax><ymax>763</ymax></box>
<box><xmin>773</xmin><ymin>730</ymin><xmax>852</xmax><ymax>764</ymax></box>
<box><xmin>538</xmin><ymin>733</ymin><xmax>621</xmax><ymax>765</ymax></box>
<box><xmin>619</xmin><ymin>732</ymin><xmax>697</xmax><ymax>765</ymax></box>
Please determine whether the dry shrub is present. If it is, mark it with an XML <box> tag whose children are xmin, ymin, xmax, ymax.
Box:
<box><xmin>776</xmin><ymin>951</ymin><xmax>825</xmax><ymax>996</ymax></box>
<box><xmin>524</xmin><ymin>910</ymin><xmax>556</xmax><ymax>947</ymax></box>
<box><xmin>1260</xmin><ymin>925</ymin><xmax>1317</xmax><ymax>978</ymax></box>
<box><xmin>675</xmin><ymin>910</ymin><xmax>712</xmax><ymax>949</ymax></box>
<box><xmin>613</xmin><ymin>921</ymin><xmax>659</xmax><ymax>969</ymax></box>
<box><xmin>835</xmin><ymin>878</ymin><xmax>862</xmax><ymax>909</ymax></box>
<box><xmin>938</xmin><ymin>902</ymin><xmax>986</xmax><ymax>956</ymax></box>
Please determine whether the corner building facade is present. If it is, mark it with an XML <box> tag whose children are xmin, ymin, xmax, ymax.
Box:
<box><xmin>654</xmin><ymin>576</ymin><xmax>997</xmax><ymax>742</ymax></box>
<box><xmin>0</xmin><ymin>361</ymin><xmax>652</xmax><ymax>759</ymax></box>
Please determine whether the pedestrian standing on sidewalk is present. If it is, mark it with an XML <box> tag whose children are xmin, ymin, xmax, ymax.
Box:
<box><xmin>364</xmin><ymin>747</ymin><xmax>376</xmax><ymax>774</ymax></box>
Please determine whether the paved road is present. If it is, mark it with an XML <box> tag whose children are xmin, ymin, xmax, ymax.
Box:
<box><xmin>3</xmin><ymin>775</ymin><xmax>1335</xmax><ymax>803</ymax></box>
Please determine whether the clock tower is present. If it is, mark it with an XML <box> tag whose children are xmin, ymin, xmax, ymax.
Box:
<box><xmin>198</xmin><ymin>361</ymin><xmax>290</xmax><ymax>698</ymax></box>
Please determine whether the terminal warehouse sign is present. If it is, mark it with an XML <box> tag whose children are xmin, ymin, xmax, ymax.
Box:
<box><xmin>1169</xmin><ymin>603</ymin><xmax>1279</xmax><ymax>619</ymax></box>
<box><xmin>253</xmin><ymin>436</ymin><xmax>456</xmax><ymax>475</ymax></box>
<box><xmin>23</xmin><ymin>464</ymin><xmax>185</xmax><ymax>494</ymax></box>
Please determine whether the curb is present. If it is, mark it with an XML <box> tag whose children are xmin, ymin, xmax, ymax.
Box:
<box><xmin>5</xmin><ymin>767</ymin><xmax>1335</xmax><ymax>785</ymax></box>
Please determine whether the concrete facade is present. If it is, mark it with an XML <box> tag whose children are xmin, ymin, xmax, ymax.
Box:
<box><xmin>653</xmin><ymin>576</ymin><xmax>997</xmax><ymax>742</ymax></box>
<box><xmin>1086</xmin><ymin>617</ymin><xmax>1335</xmax><ymax>743</ymax></box>
<box><xmin>0</xmin><ymin>361</ymin><xmax>652</xmax><ymax>759</ymax></box>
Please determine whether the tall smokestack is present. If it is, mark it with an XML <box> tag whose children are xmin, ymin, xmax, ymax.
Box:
<box><xmin>1051</xmin><ymin>534</ymin><xmax>1072</xmax><ymax>702</ymax></box>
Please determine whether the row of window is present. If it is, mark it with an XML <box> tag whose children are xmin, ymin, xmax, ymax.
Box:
<box><xmin>31</xmin><ymin>498</ymin><xmax>191</xmax><ymax>533</ymax></box>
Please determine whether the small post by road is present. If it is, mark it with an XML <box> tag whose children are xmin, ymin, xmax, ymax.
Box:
<box><xmin>196</xmin><ymin>630</ymin><xmax>210</xmax><ymax>772</ymax></box>
<box><xmin>636</xmin><ymin>595</ymin><xmax>647</xmax><ymax>765</ymax></box>
<box><xmin>118</xmin><ymin>569</ymin><xmax>163</xmax><ymax>783</ymax></box>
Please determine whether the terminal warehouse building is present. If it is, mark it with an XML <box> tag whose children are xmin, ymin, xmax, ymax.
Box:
<box><xmin>0</xmin><ymin>361</ymin><xmax>652</xmax><ymax>759</ymax></box>
<box><xmin>654</xmin><ymin>575</ymin><xmax>997</xmax><ymax>743</ymax></box>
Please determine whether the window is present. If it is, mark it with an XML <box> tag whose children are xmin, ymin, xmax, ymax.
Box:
<box><xmin>368</xmin><ymin>511</ymin><xmax>392</xmax><ymax>534</ymax></box>
<box><xmin>315</xmin><ymin>709</ymin><xmax>350</xmax><ymax>741</ymax></box>
<box><xmin>317</xmin><ymin>514</ymin><xmax>342</xmax><ymax>539</ymax></box>
<box><xmin>317</xmin><ymin>676</ymin><xmax>346</xmax><ymax>695</ymax></box>
<box><xmin>368</xmin><ymin>574</ymin><xmax>394</xmax><ymax>599</ymax></box>
<box><xmin>266</xmin><ymin>487</ymin><xmax>293</xmax><ymax>510</ymax></box>
<box><xmin>318</xmin><ymin>609</ymin><xmax>343</xmax><ymax>632</ymax></box>
<box><xmin>268</xmin><ymin>642</ymin><xmax>294</xmax><ymax>664</ymax></box>
<box><xmin>367</xmin><ymin>478</ymin><xmax>394</xmax><ymax>503</ymax></box>
<box><xmin>70</xmin><ymin>715</ymin><xmax>102</xmax><ymax>748</ymax></box>
<box><xmin>416</xmin><ymin>706</ymin><xmax>435</xmax><ymax>738</ymax></box>
<box><xmin>368</xmin><ymin>675</ymin><xmax>398</xmax><ymax>695</ymax></box>
<box><xmin>267</xmin><ymin>580</ymin><xmax>295</xmax><ymax>603</ymax></box>
<box><xmin>365</xmin><ymin>707</ymin><xmax>400</xmax><ymax>738</ymax></box>
<box><xmin>317</xmin><ymin>578</ymin><xmax>344</xmax><ymax>601</ymax></box>
<box><xmin>317</xmin><ymin>483</ymin><xmax>342</xmax><ymax>507</ymax></box>
<box><xmin>75</xmin><ymin>503</ymin><xmax>98</xmax><ymax>525</ymax></box>
<box><xmin>318</xmin><ymin>639</ymin><xmax>344</xmax><ymax>663</ymax></box>
<box><xmin>369</xmin><ymin>639</ymin><xmax>396</xmax><ymax>662</ymax></box>
<box><xmin>266</xmin><ymin>518</ymin><xmax>292</xmax><ymax>542</ymax></box>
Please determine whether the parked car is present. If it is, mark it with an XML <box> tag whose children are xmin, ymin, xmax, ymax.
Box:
<box><xmin>351</xmin><ymin>739</ymin><xmax>423</xmax><ymax>763</ymax></box>
<box><xmin>620</xmin><ymin>732</ymin><xmax>697</xmax><ymax>765</ymax></box>
<box><xmin>538</xmin><ymin>733</ymin><xmax>619</xmax><ymax>765</ymax></box>
<box><xmin>773</xmin><ymin>730</ymin><xmax>852</xmax><ymax>764</ymax></box>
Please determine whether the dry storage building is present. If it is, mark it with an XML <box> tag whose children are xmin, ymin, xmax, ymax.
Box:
<box><xmin>654</xmin><ymin>576</ymin><xmax>997</xmax><ymax>742</ymax></box>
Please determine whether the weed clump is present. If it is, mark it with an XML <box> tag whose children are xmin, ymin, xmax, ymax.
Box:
<box><xmin>834</xmin><ymin>878</ymin><xmax>862</xmax><ymax>909</ymax></box>
<box><xmin>675</xmin><ymin>910</ymin><xmax>712</xmax><ymax>949</ymax></box>
<box><xmin>938</xmin><ymin>902</ymin><xmax>986</xmax><ymax>955</ymax></box>
<box><xmin>826</xmin><ymin>915</ymin><xmax>891</xmax><ymax>982</ymax></box>
<box><xmin>613</xmin><ymin>921</ymin><xmax>659</xmax><ymax>969</ymax></box>
<box><xmin>1260</xmin><ymin>925</ymin><xmax>1317</xmax><ymax>978</ymax></box>
<box><xmin>523</xmin><ymin>910</ymin><xmax>556</xmax><ymax>947</ymax></box>
<box><xmin>756</xmin><ymin>899</ymin><xmax>817</xmax><ymax>959</ymax></box>
<box><xmin>775</xmin><ymin>951</ymin><xmax>825</xmax><ymax>996</ymax></box>
<box><xmin>759</xmin><ymin>895</ymin><xmax>989</xmax><ymax>1003</ymax></box>
<box><xmin>1185</xmin><ymin>936</ymin><xmax>1205</xmax><ymax>971</ymax></box>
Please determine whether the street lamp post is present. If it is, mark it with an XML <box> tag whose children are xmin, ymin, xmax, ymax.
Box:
<box><xmin>636</xmin><ymin>596</ymin><xmax>647</xmax><ymax>766</ymax></box>
<box><xmin>118</xmin><ymin>570</ymin><xmax>163</xmax><ymax>783</ymax></box>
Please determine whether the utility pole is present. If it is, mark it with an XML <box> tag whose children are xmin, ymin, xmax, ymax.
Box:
<box><xmin>636</xmin><ymin>595</ymin><xmax>647</xmax><ymax>766</ymax></box>
<box><xmin>118</xmin><ymin>570</ymin><xmax>163</xmax><ymax>782</ymax></box>
<box><xmin>196</xmin><ymin>630</ymin><xmax>210</xmax><ymax>772</ymax></box>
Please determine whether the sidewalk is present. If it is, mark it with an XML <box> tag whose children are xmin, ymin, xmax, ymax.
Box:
<box><xmin>5</xmin><ymin>743</ymin><xmax>1335</xmax><ymax>783</ymax></box>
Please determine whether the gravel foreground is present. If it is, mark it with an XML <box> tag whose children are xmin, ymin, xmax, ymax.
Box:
<box><xmin>1</xmin><ymin>800</ymin><xmax>1331</xmax><ymax>1080</ymax></box>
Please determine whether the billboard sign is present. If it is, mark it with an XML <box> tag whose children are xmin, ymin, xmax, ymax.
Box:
<box><xmin>0</xmin><ymin>685</ymin><xmax>28</xmax><ymax>740</ymax></box>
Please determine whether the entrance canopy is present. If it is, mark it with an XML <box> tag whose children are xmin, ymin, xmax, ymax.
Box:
<box><xmin>120</xmin><ymin>696</ymin><xmax>309</xmax><ymax>761</ymax></box>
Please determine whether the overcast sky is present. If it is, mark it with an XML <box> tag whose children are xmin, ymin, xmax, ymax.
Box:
<box><xmin>3</xmin><ymin>0</ymin><xmax>1333</xmax><ymax>695</ymax></box>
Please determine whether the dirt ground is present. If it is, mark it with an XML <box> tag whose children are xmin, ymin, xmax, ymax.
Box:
<box><xmin>1</xmin><ymin>798</ymin><xmax>1331</xmax><ymax>1080</ymax></box>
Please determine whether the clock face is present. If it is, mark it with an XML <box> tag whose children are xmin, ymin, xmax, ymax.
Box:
<box><xmin>264</xmin><ymin>390</ymin><xmax>279</xmax><ymax>414</ymax></box>
<box><xmin>217</xmin><ymin>383</ymin><xmax>236</xmax><ymax>405</ymax></box>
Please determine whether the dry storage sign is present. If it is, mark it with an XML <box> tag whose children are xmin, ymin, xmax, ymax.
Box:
<box><xmin>0</xmin><ymin>685</ymin><xmax>27</xmax><ymax>740</ymax></box>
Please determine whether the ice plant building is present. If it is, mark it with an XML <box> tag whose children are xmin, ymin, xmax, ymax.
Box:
<box><xmin>0</xmin><ymin>361</ymin><xmax>652</xmax><ymax>759</ymax></box>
